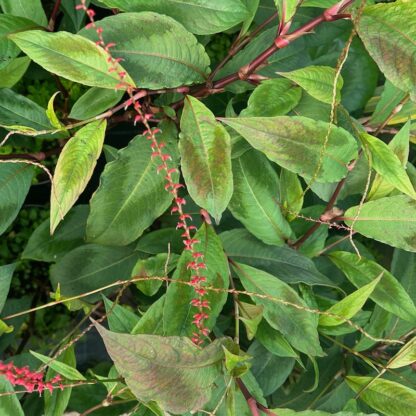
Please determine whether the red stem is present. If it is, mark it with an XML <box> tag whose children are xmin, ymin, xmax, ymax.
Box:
<box><xmin>48</xmin><ymin>0</ymin><xmax>62</xmax><ymax>31</ymax></box>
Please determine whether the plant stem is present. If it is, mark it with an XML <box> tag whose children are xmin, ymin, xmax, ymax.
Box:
<box><xmin>48</xmin><ymin>0</ymin><xmax>62</xmax><ymax>31</ymax></box>
<box><xmin>236</xmin><ymin>378</ymin><xmax>275</xmax><ymax>415</ymax></box>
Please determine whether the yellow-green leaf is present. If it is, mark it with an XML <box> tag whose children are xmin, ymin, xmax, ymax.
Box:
<box><xmin>368</xmin><ymin>122</ymin><xmax>411</xmax><ymax>200</ymax></box>
<box><xmin>319</xmin><ymin>275</ymin><xmax>381</xmax><ymax>327</ymax></box>
<box><xmin>221</xmin><ymin>116</ymin><xmax>357</xmax><ymax>183</ymax></box>
<box><xmin>50</xmin><ymin>120</ymin><xmax>106</xmax><ymax>233</ymax></box>
<box><xmin>9</xmin><ymin>30</ymin><xmax>134</xmax><ymax>89</ymax></box>
<box><xmin>344</xmin><ymin>195</ymin><xmax>416</xmax><ymax>252</ymax></box>
<box><xmin>361</xmin><ymin>132</ymin><xmax>416</xmax><ymax>199</ymax></box>
<box><xmin>346</xmin><ymin>376</ymin><xmax>416</xmax><ymax>416</ymax></box>
<box><xmin>277</xmin><ymin>66</ymin><xmax>343</xmax><ymax>104</ymax></box>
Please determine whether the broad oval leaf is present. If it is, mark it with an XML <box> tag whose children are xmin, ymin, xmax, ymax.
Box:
<box><xmin>357</xmin><ymin>1</ymin><xmax>416</xmax><ymax>101</ymax></box>
<box><xmin>277</xmin><ymin>66</ymin><xmax>343</xmax><ymax>104</ymax></box>
<box><xmin>233</xmin><ymin>262</ymin><xmax>324</xmax><ymax>356</ymax></box>
<box><xmin>240</xmin><ymin>78</ymin><xmax>302</xmax><ymax>117</ymax></box>
<box><xmin>50</xmin><ymin>244</ymin><xmax>141</xmax><ymax>300</ymax></box>
<box><xmin>344</xmin><ymin>195</ymin><xmax>416</xmax><ymax>252</ymax></box>
<box><xmin>69</xmin><ymin>87</ymin><xmax>123</xmax><ymax>121</ymax></box>
<box><xmin>51</xmin><ymin>120</ymin><xmax>106</xmax><ymax>234</ymax></box>
<box><xmin>319</xmin><ymin>275</ymin><xmax>381</xmax><ymax>327</ymax></box>
<box><xmin>0</xmin><ymin>88</ymin><xmax>53</xmax><ymax>133</ymax></box>
<box><xmin>329</xmin><ymin>251</ymin><xmax>416</xmax><ymax>322</ymax></box>
<box><xmin>180</xmin><ymin>96</ymin><xmax>233</xmax><ymax>223</ymax></box>
<box><xmin>86</xmin><ymin>123</ymin><xmax>178</xmax><ymax>246</ymax></box>
<box><xmin>221</xmin><ymin>116</ymin><xmax>358</xmax><ymax>182</ymax></box>
<box><xmin>360</xmin><ymin>132</ymin><xmax>416</xmax><ymax>199</ymax></box>
<box><xmin>96</xmin><ymin>0</ymin><xmax>249</xmax><ymax>35</ymax></box>
<box><xmin>0</xmin><ymin>163</ymin><xmax>34</xmax><ymax>236</ymax></box>
<box><xmin>229</xmin><ymin>150</ymin><xmax>293</xmax><ymax>246</ymax></box>
<box><xmin>80</xmin><ymin>13</ymin><xmax>210</xmax><ymax>89</ymax></box>
<box><xmin>9</xmin><ymin>30</ymin><xmax>134</xmax><ymax>89</ymax></box>
<box><xmin>221</xmin><ymin>229</ymin><xmax>335</xmax><ymax>288</ymax></box>
<box><xmin>163</xmin><ymin>224</ymin><xmax>229</xmax><ymax>337</ymax></box>
<box><xmin>95</xmin><ymin>322</ymin><xmax>226</xmax><ymax>414</ymax></box>
<box><xmin>346</xmin><ymin>376</ymin><xmax>416</xmax><ymax>416</ymax></box>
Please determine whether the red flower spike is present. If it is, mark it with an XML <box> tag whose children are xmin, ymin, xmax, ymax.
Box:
<box><xmin>77</xmin><ymin>0</ymin><xmax>210</xmax><ymax>345</ymax></box>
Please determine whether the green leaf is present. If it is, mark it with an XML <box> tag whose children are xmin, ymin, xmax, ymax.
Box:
<box><xmin>132</xmin><ymin>253</ymin><xmax>178</xmax><ymax>297</ymax></box>
<box><xmin>95</xmin><ymin>322</ymin><xmax>226</xmax><ymax>414</ymax></box>
<box><xmin>240</xmin><ymin>0</ymin><xmax>260</xmax><ymax>36</ymax></box>
<box><xmin>249</xmin><ymin>341</ymin><xmax>295</xmax><ymax>395</ymax></box>
<box><xmin>319</xmin><ymin>275</ymin><xmax>381</xmax><ymax>327</ymax></box>
<box><xmin>46</xmin><ymin>92</ymin><xmax>64</xmax><ymax>130</ymax></box>
<box><xmin>346</xmin><ymin>376</ymin><xmax>416</xmax><ymax>416</ymax></box>
<box><xmin>80</xmin><ymin>12</ymin><xmax>210</xmax><ymax>88</ymax></box>
<box><xmin>44</xmin><ymin>346</ymin><xmax>76</xmax><ymax>416</ymax></box>
<box><xmin>329</xmin><ymin>251</ymin><xmax>416</xmax><ymax>322</ymax></box>
<box><xmin>0</xmin><ymin>163</ymin><xmax>34</xmax><ymax>236</ymax></box>
<box><xmin>96</xmin><ymin>0</ymin><xmax>249</xmax><ymax>35</ymax></box>
<box><xmin>22</xmin><ymin>205</ymin><xmax>88</xmax><ymax>262</ymax></box>
<box><xmin>360</xmin><ymin>132</ymin><xmax>416</xmax><ymax>199</ymax></box>
<box><xmin>280</xmin><ymin>168</ymin><xmax>304</xmax><ymax>221</ymax></box>
<box><xmin>277</xmin><ymin>66</ymin><xmax>343</xmax><ymax>104</ymax></box>
<box><xmin>240</xmin><ymin>79</ymin><xmax>302</xmax><ymax>117</ymax></box>
<box><xmin>256</xmin><ymin>320</ymin><xmax>298</xmax><ymax>358</ymax></box>
<box><xmin>0</xmin><ymin>57</ymin><xmax>30</xmax><ymax>88</ymax></box>
<box><xmin>102</xmin><ymin>296</ymin><xmax>140</xmax><ymax>334</ymax></box>
<box><xmin>31</xmin><ymin>350</ymin><xmax>86</xmax><ymax>381</ymax></box>
<box><xmin>69</xmin><ymin>87</ymin><xmax>123</xmax><ymax>121</ymax></box>
<box><xmin>50</xmin><ymin>244</ymin><xmax>141</xmax><ymax>301</ymax></box>
<box><xmin>163</xmin><ymin>224</ymin><xmax>229</xmax><ymax>337</ymax></box>
<box><xmin>0</xmin><ymin>0</ymin><xmax>47</xmax><ymax>26</ymax></box>
<box><xmin>368</xmin><ymin>122</ymin><xmax>411</xmax><ymax>200</ymax></box>
<box><xmin>221</xmin><ymin>229</ymin><xmax>336</xmax><ymax>288</ymax></box>
<box><xmin>131</xmin><ymin>296</ymin><xmax>166</xmax><ymax>336</ymax></box>
<box><xmin>239</xmin><ymin>302</ymin><xmax>263</xmax><ymax>341</ymax></box>
<box><xmin>50</xmin><ymin>120</ymin><xmax>106</xmax><ymax>234</ymax></box>
<box><xmin>369</xmin><ymin>81</ymin><xmax>407</xmax><ymax>127</ymax></box>
<box><xmin>387</xmin><ymin>337</ymin><xmax>416</xmax><ymax>369</ymax></box>
<box><xmin>0</xmin><ymin>376</ymin><xmax>24</xmax><ymax>416</ymax></box>
<box><xmin>0</xmin><ymin>88</ymin><xmax>53</xmax><ymax>132</ymax></box>
<box><xmin>180</xmin><ymin>96</ymin><xmax>233</xmax><ymax>223</ymax></box>
<box><xmin>221</xmin><ymin>116</ymin><xmax>357</xmax><ymax>182</ymax></box>
<box><xmin>0</xmin><ymin>264</ymin><xmax>15</xmax><ymax>313</ymax></box>
<box><xmin>9</xmin><ymin>30</ymin><xmax>134</xmax><ymax>89</ymax></box>
<box><xmin>229</xmin><ymin>150</ymin><xmax>293</xmax><ymax>246</ymax></box>
<box><xmin>0</xmin><ymin>319</ymin><xmax>13</xmax><ymax>335</ymax></box>
<box><xmin>135</xmin><ymin>228</ymin><xmax>184</xmax><ymax>255</ymax></box>
<box><xmin>0</xmin><ymin>15</ymin><xmax>40</xmax><ymax>61</ymax></box>
<box><xmin>344</xmin><ymin>195</ymin><xmax>416</xmax><ymax>252</ymax></box>
<box><xmin>86</xmin><ymin>122</ymin><xmax>178</xmax><ymax>246</ymax></box>
<box><xmin>233</xmin><ymin>262</ymin><xmax>324</xmax><ymax>356</ymax></box>
<box><xmin>357</xmin><ymin>1</ymin><xmax>416</xmax><ymax>101</ymax></box>
<box><xmin>275</xmin><ymin>0</ymin><xmax>301</xmax><ymax>23</ymax></box>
